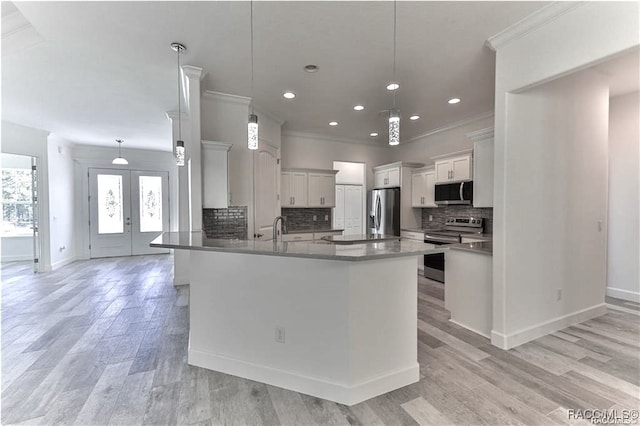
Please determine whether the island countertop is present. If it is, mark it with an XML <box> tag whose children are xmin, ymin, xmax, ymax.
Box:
<box><xmin>151</xmin><ymin>231</ymin><xmax>443</xmax><ymax>261</ymax></box>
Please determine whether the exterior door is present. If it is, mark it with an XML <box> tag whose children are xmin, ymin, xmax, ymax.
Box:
<box><xmin>89</xmin><ymin>168</ymin><xmax>169</xmax><ymax>258</ymax></box>
<box><xmin>254</xmin><ymin>144</ymin><xmax>280</xmax><ymax>240</ymax></box>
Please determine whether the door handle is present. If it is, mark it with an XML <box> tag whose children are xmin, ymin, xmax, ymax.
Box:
<box><xmin>459</xmin><ymin>182</ymin><xmax>464</xmax><ymax>201</ymax></box>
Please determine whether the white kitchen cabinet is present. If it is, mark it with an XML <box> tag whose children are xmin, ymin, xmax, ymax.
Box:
<box><xmin>281</xmin><ymin>171</ymin><xmax>307</xmax><ymax>207</ymax></box>
<box><xmin>202</xmin><ymin>140</ymin><xmax>232</xmax><ymax>208</ymax></box>
<box><xmin>308</xmin><ymin>173</ymin><xmax>336</xmax><ymax>207</ymax></box>
<box><xmin>411</xmin><ymin>168</ymin><xmax>436</xmax><ymax>208</ymax></box>
<box><xmin>468</xmin><ymin>128</ymin><xmax>494</xmax><ymax>208</ymax></box>
<box><xmin>433</xmin><ymin>151</ymin><xmax>473</xmax><ymax>183</ymax></box>
<box><xmin>374</xmin><ymin>166</ymin><xmax>400</xmax><ymax>188</ymax></box>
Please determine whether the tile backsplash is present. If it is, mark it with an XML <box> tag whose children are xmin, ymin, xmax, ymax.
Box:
<box><xmin>422</xmin><ymin>206</ymin><xmax>493</xmax><ymax>234</ymax></box>
<box><xmin>282</xmin><ymin>208</ymin><xmax>332</xmax><ymax>231</ymax></box>
<box><xmin>203</xmin><ymin>206</ymin><xmax>248</xmax><ymax>239</ymax></box>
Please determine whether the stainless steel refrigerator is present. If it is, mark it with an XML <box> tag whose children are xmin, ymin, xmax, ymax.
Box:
<box><xmin>368</xmin><ymin>187</ymin><xmax>401</xmax><ymax>236</ymax></box>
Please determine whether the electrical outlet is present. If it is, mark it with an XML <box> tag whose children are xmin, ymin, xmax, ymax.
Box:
<box><xmin>556</xmin><ymin>289</ymin><xmax>562</xmax><ymax>301</ymax></box>
<box><xmin>313</xmin><ymin>215</ymin><xmax>317</xmax><ymax>221</ymax></box>
<box><xmin>324</xmin><ymin>215</ymin><xmax>329</xmax><ymax>221</ymax></box>
<box><xmin>429</xmin><ymin>215</ymin><xmax>433</xmax><ymax>222</ymax></box>
<box><xmin>275</xmin><ymin>326</ymin><xmax>286</xmax><ymax>343</ymax></box>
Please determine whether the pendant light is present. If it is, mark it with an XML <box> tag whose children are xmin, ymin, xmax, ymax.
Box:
<box><xmin>112</xmin><ymin>139</ymin><xmax>128</xmax><ymax>165</ymax></box>
<box><xmin>247</xmin><ymin>0</ymin><xmax>258</xmax><ymax>150</ymax></box>
<box><xmin>388</xmin><ymin>0</ymin><xmax>400</xmax><ymax>146</ymax></box>
<box><xmin>171</xmin><ymin>42</ymin><xmax>186</xmax><ymax>166</ymax></box>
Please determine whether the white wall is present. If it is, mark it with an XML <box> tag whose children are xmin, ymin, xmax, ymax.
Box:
<box><xmin>281</xmin><ymin>132</ymin><xmax>387</xmax><ymax>189</ymax></box>
<box><xmin>607</xmin><ymin>91</ymin><xmax>640</xmax><ymax>302</ymax></box>
<box><xmin>1</xmin><ymin>121</ymin><xmax>52</xmax><ymax>271</ymax></box>
<box><xmin>47</xmin><ymin>135</ymin><xmax>78</xmax><ymax>269</ymax></box>
<box><xmin>490</xmin><ymin>2</ymin><xmax>638</xmax><ymax>348</ymax></box>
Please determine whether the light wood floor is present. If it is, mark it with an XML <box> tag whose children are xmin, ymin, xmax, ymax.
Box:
<box><xmin>1</xmin><ymin>255</ymin><xmax>639</xmax><ymax>425</ymax></box>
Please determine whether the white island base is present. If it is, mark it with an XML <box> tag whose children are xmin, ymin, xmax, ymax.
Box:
<box><xmin>188</xmin><ymin>250</ymin><xmax>419</xmax><ymax>406</ymax></box>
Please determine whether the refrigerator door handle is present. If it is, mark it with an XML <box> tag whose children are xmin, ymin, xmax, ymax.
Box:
<box><xmin>376</xmin><ymin>195</ymin><xmax>382</xmax><ymax>231</ymax></box>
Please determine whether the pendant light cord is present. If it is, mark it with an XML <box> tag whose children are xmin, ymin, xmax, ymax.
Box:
<box><xmin>177</xmin><ymin>47</ymin><xmax>182</xmax><ymax>140</ymax></box>
<box><xmin>250</xmin><ymin>0</ymin><xmax>255</xmax><ymax>115</ymax></box>
<box><xmin>392</xmin><ymin>0</ymin><xmax>397</xmax><ymax>108</ymax></box>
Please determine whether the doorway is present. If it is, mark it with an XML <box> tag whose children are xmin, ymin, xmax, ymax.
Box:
<box><xmin>88</xmin><ymin>168</ymin><xmax>169</xmax><ymax>258</ymax></box>
<box><xmin>1</xmin><ymin>153</ymin><xmax>40</xmax><ymax>272</ymax></box>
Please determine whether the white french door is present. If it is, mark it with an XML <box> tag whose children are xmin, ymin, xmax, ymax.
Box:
<box><xmin>89</xmin><ymin>168</ymin><xmax>169</xmax><ymax>258</ymax></box>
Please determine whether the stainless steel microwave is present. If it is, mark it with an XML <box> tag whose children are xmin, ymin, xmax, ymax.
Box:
<box><xmin>434</xmin><ymin>181</ymin><xmax>473</xmax><ymax>205</ymax></box>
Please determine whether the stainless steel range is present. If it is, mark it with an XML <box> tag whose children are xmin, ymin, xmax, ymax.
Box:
<box><xmin>423</xmin><ymin>217</ymin><xmax>484</xmax><ymax>282</ymax></box>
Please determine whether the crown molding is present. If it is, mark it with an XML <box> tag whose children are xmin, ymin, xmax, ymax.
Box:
<box><xmin>202</xmin><ymin>90</ymin><xmax>251</xmax><ymax>106</ymax></box>
<box><xmin>254</xmin><ymin>105</ymin><xmax>286</xmax><ymax>127</ymax></box>
<box><xmin>466</xmin><ymin>127</ymin><xmax>494</xmax><ymax>142</ymax></box>
<box><xmin>181</xmin><ymin>65</ymin><xmax>205</xmax><ymax>80</ymax></box>
<box><xmin>283</xmin><ymin>130</ymin><xmax>387</xmax><ymax>148</ymax></box>
<box><xmin>486</xmin><ymin>2</ymin><xmax>583</xmax><ymax>51</ymax></box>
<box><xmin>404</xmin><ymin>111</ymin><xmax>494</xmax><ymax>145</ymax></box>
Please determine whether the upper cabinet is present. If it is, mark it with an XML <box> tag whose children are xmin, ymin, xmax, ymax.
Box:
<box><xmin>372</xmin><ymin>162</ymin><xmax>422</xmax><ymax>188</ymax></box>
<box><xmin>281</xmin><ymin>171</ymin><xmax>307</xmax><ymax>207</ymax></box>
<box><xmin>308</xmin><ymin>172</ymin><xmax>336</xmax><ymax>207</ymax></box>
<box><xmin>202</xmin><ymin>140</ymin><xmax>233</xmax><ymax>208</ymax></box>
<box><xmin>411</xmin><ymin>167</ymin><xmax>436</xmax><ymax>208</ymax></box>
<box><xmin>432</xmin><ymin>151</ymin><xmax>473</xmax><ymax>183</ymax></box>
<box><xmin>281</xmin><ymin>168</ymin><xmax>337</xmax><ymax>208</ymax></box>
<box><xmin>468</xmin><ymin>128</ymin><xmax>494</xmax><ymax>208</ymax></box>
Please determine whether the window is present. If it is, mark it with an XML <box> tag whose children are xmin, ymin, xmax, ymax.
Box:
<box><xmin>1</xmin><ymin>168</ymin><xmax>34</xmax><ymax>237</ymax></box>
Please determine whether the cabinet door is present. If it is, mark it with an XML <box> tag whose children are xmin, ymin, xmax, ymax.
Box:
<box><xmin>387</xmin><ymin>167</ymin><xmax>400</xmax><ymax>186</ymax></box>
<box><xmin>321</xmin><ymin>175</ymin><xmax>335</xmax><ymax>207</ymax></box>
<box><xmin>334</xmin><ymin>185</ymin><xmax>345</xmax><ymax>229</ymax></box>
<box><xmin>290</xmin><ymin>172</ymin><xmax>307</xmax><ymax>206</ymax></box>
<box><xmin>344</xmin><ymin>185</ymin><xmax>363</xmax><ymax>235</ymax></box>
<box><xmin>202</xmin><ymin>143</ymin><xmax>230</xmax><ymax>208</ymax></box>
<box><xmin>435</xmin><ymin>160</ymin><xmax>452</xmax><ymax>183</ymax></box>
<box><xmin>307</xmin><ymin>173</ymin><xmax>323</xmax><ymax>207</ymax></box>
<box><xmin>374</xmin><ymin>170</ymin><xmax>387</xmax><ymax>188</ymax></box>
<box><xmin>411</xmin><ymin>173</ymin><xmax>425</xmax><ymax>207</ymax></box>
<box><xmin>452</xmin><ymin>155</ymin><xmax>472</xmax><ymax>181</ymax></box>
<box><xmin>281</xmin><ymin>172</ymin><xmax>292</xmax><ymax>207</ymax></box>
<box><xmin>424</xmin><ymin>171</ymin><xmax>436</xmax><ymax>207</ymax></box>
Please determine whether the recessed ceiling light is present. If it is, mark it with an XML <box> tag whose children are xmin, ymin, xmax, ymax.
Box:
<box><xmin>283</xmin><ymin>92</ymin><xmax>296</xmax><ymax>99</ymax></box>
<box><xmin>353</xmin><ymin>105</ymin><xmax>365</xmax><ymax>111</ymax></box>
<box><xmin>409</xmin><ymin>115</ymin><xmax>420</xmax><ymax>120</ymax></box>
<box><xmin>448</xmin><ymin>98</ymin><xmax>461</xmax><ymax>104</ymax></box>
<box><xmin>386</xmin><ymin>82</ymin><xmax>400</xmax><ymax>91</ymax></box>
<box><xmin>304</xmin><ymin>64</ymin><xmax>319</xmax><ymax>73</ymax></box>
<box><xmin>370</xmin><ymin>132</ymin><xmax>379</xmax><ymax>137</ymax></box>
<box><xmin>329</xmin><ymin>121</ymin><xmax>338</xmax><ymax>126</ymax></box>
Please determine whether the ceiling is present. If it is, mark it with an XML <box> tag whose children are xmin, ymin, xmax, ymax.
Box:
<box><xmin>2</xmin><ymin>1</ymin><xmax>636</xmax><ymax>152</ymax></box>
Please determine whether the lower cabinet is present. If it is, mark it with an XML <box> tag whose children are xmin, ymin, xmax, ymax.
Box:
<box><xmin>281</xmin><ymin>230</ymin><xmax>343</xmax><ymax>243</ymax></box>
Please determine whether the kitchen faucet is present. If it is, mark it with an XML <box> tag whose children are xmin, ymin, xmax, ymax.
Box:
<box><xmin>273</xmin><ymin>216</ymin><xmax>287</xmax><ymax>242</ymax></box>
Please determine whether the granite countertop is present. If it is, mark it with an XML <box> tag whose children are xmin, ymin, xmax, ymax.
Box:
<box><xmin>401</xmin><ymin>228</ymin><xmax>427</xmax><ymax>234</ymax></box>
<box><xmin>286</xmin><ymin>228</ymin><xmax>343</xmax><ymax>235</ymax></box>
<box><xmin>151</xmin><ymin>232</ymin><xmax>444</xmax><ymax>262</ymax></box>
<box><xmin>321</xmin><ymin>234</ymin><xmax>401</xmax><ymax>245</ymax></box>
<box><xmin>449</xmin><ymin>241</ymin><xmax>493</xmax><ymax>255</ymax></box>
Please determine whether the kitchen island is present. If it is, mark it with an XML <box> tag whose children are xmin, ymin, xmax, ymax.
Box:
<box><xmin>151</xmin><ymin>232</ymin><xmax>442</xmax><ymax>405</ymax></box>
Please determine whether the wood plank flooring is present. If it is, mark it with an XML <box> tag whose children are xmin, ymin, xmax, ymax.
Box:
<box><xmin>2</xmin><ymin>255</ymin><xmax>639</xmax><ymax>425</ymax></box>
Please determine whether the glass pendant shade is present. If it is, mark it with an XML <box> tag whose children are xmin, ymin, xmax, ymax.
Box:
<box><xmin>248</xmin><ymin>114</ymin><xmax>259</xmax><ymax>150</ymax></box>
<box><xmin>388</xmin><ymin>109</ymin><xmax>400</xmax><ymax>146</ymax></box>
<box><xmin>112</xmin><ymin>139</ymin><xmax>128</xmax><ymax>164</ymax></box>
<box><xmin>175</xmin><ymin>140</ymin><xmax>185</xmax><ymax>166</ymax></box>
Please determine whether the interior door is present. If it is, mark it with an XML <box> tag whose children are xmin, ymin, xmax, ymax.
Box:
<box><xmin>89</xmin><ymin>168</ymin><xmax>169</xmax><ymax>258</ymax></box>
<box><xmin>344</xmin><ymin>185</ymin><xmax>363</xmax><ymax>235</ymax></box>
<box><xmin>254</xmin><ymin>144</ymin><xmax>280</xmax><ymax>240</ymax></box>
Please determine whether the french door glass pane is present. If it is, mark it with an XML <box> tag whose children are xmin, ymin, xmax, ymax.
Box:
<box><xmin>97</xmin><ymin>174</ymin><xmax>124</xmax><ymax>234</ymax></box>
<box><xmin>139</xmin><ymin>176</ymin><xmax>162</xmax><ymax>232</ymax></box>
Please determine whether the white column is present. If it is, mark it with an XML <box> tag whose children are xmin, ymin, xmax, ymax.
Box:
<box><xmin>182</xmin><ymin>65</ymin><xmax>205</xmax><ymax>232</ymax></box>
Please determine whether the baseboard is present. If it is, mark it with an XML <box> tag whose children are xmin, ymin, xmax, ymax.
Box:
<box><xmin>606</xmin><ymin>287</ymin><xmax>640</xmax><ymax>303</ymax></box>
<box><xmin>188</xmin><ymin>349</ymin><xmax>419</xmax><ymax>406</ymax></box>
<box><xmin>51</xmin><ymin>256</ymin><xmax>80</xmax><ymax>271</ymax></box>
<box><xmin>449</xmin><ymin>319</ymin><xmax>491</xmax><ymax>339</ymax></box>
<box><xmin>174</xmin><ymin>274</ymin><xmax>190</xmax><ymax>286</ymax></box>
<box><xmin>491</xmin><ymin>303</ymin><xmax>607</xmax><ymax>349</ymax></box>
<box><xmin>1</xmin><ymin>255</ymin><xmax>33</xmax><ymax>263</ymax></box>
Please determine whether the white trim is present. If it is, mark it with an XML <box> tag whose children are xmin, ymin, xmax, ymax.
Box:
<box><xmin>430</xmin><ymin>148</ymin><xmax>474</xmax><ymax>161</ymax></box>
<box><xmin>490</xmin><ymin>303</ymin><xmax>607</xmax><ymax>350</ymax></box>
<box><xmin>606</xmin><ymin>303</ymin><xmax>640</xmax><ymax>316</ymax></box>
<box><xmin>254</xmin><ymin>105</ymin><xmax>286</xmax><ymax>127</ymax></box>
<box><xmin>202</xmin><ymin>90</ymin><xmax>251</xmax><ymax>106</ymax></box>
<box><xmin>466</xmin><ymin>127</ymin><xmax>494</xmax><ymax>142</ymax></box>
<box><xmin>485</xmin><ymin>2</ymin><xmax>583</xmax><ymax>51</ymax></box>
<box><xmin>1</xmin><ymin>254</ymin><xmax>33</xmax><ymax>263</ymax></box>
<box><xmin>50</xmin><ymin>256</ymin><xmax>79</xmax><ymax>271</ymax></box>
<box><xmin>449</xmin><ymin>319</ymin><xmax>491</xmax><ymax>339</ymax></box>
<box><xmin>189</xmin><ymin>349</ymin><xmax>419</xmax><ymax>406</ymax></box>
<box><xmin>606</xmin><ymin>287</ymin><xmax>640</xmax><ymax>303</ymax></box>
<box><xmin>404</xmin><ymin>111</ymin><xmax>495</xmax><ymax>144</ymax></box>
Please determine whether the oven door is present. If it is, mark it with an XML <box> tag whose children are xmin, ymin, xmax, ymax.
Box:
<box><xmin>423</xmin><ymin>238</ymin><xmax>455</xmax><ymax>283</ymax></box>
